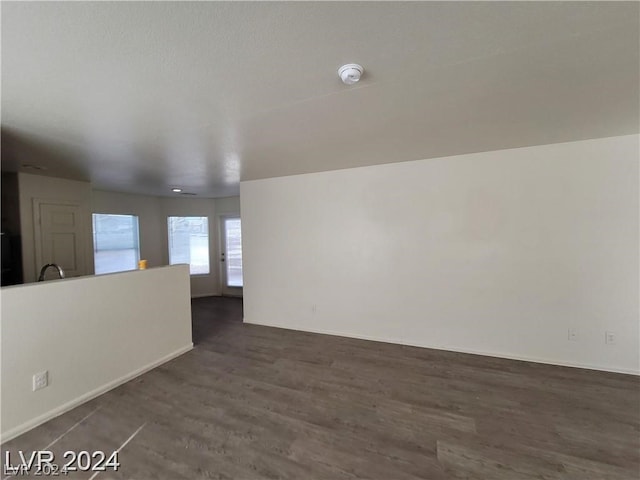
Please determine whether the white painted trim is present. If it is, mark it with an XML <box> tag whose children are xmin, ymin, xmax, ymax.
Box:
<box><xmin>243</xmin><ymin>320</ymin><xmax>639</xmax><ymax>376</ymax></box>
<box><xmin>1</xmin><ymin>344</ymin><xmax>193</xmax><ymax>443</ymax></box>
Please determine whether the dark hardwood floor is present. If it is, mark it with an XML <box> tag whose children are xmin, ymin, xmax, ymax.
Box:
<box><xmin>2</xmin><ymin>296</ymin><xmax>639</xmax><ymax>479</ymax></box>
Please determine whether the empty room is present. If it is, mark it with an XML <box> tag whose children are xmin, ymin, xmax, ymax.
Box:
<box><xmin>1</xmin><ymin>1</ymin><xmax>638</xmax><ymax>479</ymax></box>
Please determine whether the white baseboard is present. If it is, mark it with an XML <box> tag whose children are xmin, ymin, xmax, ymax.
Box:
<box><xmin>243</xmin><ymin>319</ymin><xmax>639</xmax><ymax>376</ymax></box>
<box><xmin>1</xmin><ymin>344</ymin><xmax>194</xmax><ymax>443</ymax></box>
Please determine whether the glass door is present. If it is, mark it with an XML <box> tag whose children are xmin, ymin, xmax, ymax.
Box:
<box><xmin>220</xmin><ymin>216</ymin><xmax>243</xmax><ymax>296</ymax></box>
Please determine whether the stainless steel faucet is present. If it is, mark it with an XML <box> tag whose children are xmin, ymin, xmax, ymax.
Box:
<box><xmin>38</xmin><ymin>263</ymin><xmax>65</xmax><ymax>282</ymax></box>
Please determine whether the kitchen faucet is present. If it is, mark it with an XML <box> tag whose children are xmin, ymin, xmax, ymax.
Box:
<box><xmin>38</xmin><ymin>263</ymin><xmax>65</xmax><ymax>282</ymax></box>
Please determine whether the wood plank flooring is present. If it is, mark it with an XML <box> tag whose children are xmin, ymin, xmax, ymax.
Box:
<box><xmin>2</xmin><ymin>297</ymin><xmax>639</xmax><ymax>479</ymax></box>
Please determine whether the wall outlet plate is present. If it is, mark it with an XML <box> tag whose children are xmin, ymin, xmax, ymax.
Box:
<box><xmin>605</xmin><ymin>331</ymin><xmax>616</xmax><ymax>345</ymax></box>
<box><xmin>33</xmin><ymin>371</ymin><xmax>48</xmax><ymax>391</ymax></box>
<box><xmin>568</xmin><ymin>328</ymin><xmax>578</xmax><ymax>341</ymax></box>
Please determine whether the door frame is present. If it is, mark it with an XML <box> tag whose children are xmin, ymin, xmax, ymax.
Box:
<box><xmin>217</xmin><ymin>214</ymin><xmax>243</xmax><ymax>297</ymax></box>
<box><xmin>32</xmin><ymin>198</ymin><xmax>87</xmax><ymax>279</ymax></box>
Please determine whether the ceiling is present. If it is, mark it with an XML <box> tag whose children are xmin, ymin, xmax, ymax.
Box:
<box><xmin>2</xmin><ymin>2</ymin><xmax>638</xmax><ymax>198</ymax></box>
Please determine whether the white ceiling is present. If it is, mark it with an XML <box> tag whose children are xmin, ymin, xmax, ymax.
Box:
<box><xmin>2</xmin><ymin>2</ymin><xmax>638</xmax><ymax>197</ymax></box>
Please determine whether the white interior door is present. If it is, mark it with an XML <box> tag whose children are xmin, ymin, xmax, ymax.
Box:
<box><xmin>34</xmin><ymin>200</ymin><xmax>86</xmax><ymax>279</ymax></box>
<box><xmin>219</xmin><ymin>216</ymin><xmax>243</xmax><ymax>296</ymax></box>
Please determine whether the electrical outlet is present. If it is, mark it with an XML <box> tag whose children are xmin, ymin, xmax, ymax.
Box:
<box><xmin>568</xmin><ymin>328</ymin><xmax>578</xmax><ymax>341</ymax></box>
<box><xmin>605</xmin><ymin>331</ymin><xmax>616</xmax><ymax>345</ymax></box>
<box><xmin>311</xmin><ymin>304</ymin><xmax>317</xmax><ymax>314</ymax></box>
<box><xmin>33</xmin><ymin>371</ymin><xmax>48</xmax><ymax>391</ymax></box>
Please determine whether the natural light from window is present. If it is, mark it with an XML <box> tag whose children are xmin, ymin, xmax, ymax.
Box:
<box><xmin>224</xmin><ymin>218</ymin><xmax>243</xmax><ymax>287</ymax></box>
<box><xmin>168</xmin><ymin>216</ymin><xmax>210</xmax><ymax>275</ymax></box>
<box><xmin>224</xmin><ymin>218</ymin><xmax>242</xmax><ymax>287</ymax></box>
<box><xmin>93</xmin><ymin>214</ymin><xmax>140</xmax><ymax>275</ymax></box>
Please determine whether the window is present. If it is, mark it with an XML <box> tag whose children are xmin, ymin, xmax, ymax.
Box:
<box><xmin>93</xmin><ymin>214</ymin><xmax>140</xmax><ymax>275</ymax></box>
<box><xmin>168</xmin><ymin>216</ymin><xmax>210</xmax><ymax>275</ymax></box>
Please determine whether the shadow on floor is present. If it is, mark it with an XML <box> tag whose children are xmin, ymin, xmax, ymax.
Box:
<box><xmin>191</xmin><ymin>295</ymin><xmax>243</xmax><ymax>345</ymax></box>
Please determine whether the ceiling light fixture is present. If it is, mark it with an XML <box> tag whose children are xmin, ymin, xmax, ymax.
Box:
<box><xmin>171</xmin><ymin>188</ymin><xmax>182</xmax><ymax>193</ymax></box>
<box><xmin>338</xmin><ymin>64</ymin><xmax>364</xmax><ymax>85</ymax></box>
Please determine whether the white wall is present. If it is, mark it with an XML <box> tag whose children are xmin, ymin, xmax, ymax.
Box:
<box><xmin>18</xmin><ymin>173</ymin><xmax>94</xmax><ymax>283</ymax></box>
<box><xmin>241</xmin><ymin>135</ymin><xmax>639</xmax><ymax>374</ymax></box>
<box><xmin>0</xmin><ymin>265</ymin><xmax>193</xmax><ymax>441</ymax></box>
<box><xmin>214</xmin><ymin>196</ymin><xmax>241</xmax><ymax>216</ymax></box>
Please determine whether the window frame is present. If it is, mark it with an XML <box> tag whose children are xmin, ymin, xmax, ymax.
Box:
<box><xmin>167</xmin><ymin>215</ymin><xmax>211</xmax><ymax>276</ymax></box>
<box><xmin>92</xmin><ymin>213</ymin><xmax>141</xmax><ymax>275</ymax></box>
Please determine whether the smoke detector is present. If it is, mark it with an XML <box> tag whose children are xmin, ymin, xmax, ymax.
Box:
<box><xmin>338</xmin><ymin>64</ymin><xmax>364</xmax><ymax>85</ymax></box>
